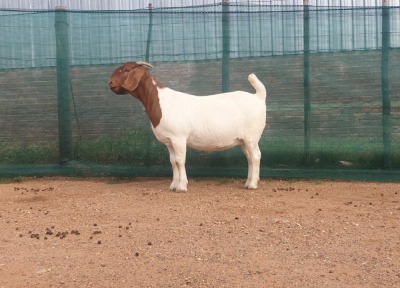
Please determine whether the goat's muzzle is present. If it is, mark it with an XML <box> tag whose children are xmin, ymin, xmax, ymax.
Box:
<box><xmin>109</xmin><ymin>78</ymin><xmax>128</xmax><ymax>95</ymax></box>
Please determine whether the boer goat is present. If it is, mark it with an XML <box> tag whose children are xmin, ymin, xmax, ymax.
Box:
<box><xmin>109</xmin><ymin>61</ymin><xmax>267</xmax><ymax>192</ymax></box>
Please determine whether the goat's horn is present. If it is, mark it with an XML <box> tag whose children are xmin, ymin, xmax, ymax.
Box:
<box><xmin>136</xmin><ymin>61</ymin><xmax>154</xmax><ymax>69</ymax></box>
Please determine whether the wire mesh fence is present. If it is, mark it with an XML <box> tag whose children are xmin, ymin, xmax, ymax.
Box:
<box><xmin>0</xmin><ymin>1</ymin><xmax>399</xmax><ymax>180</ymax></box>
<box><xmin>2</xmin><ymin>2</ymin><xmax>400</xmax><ymax>68</ymax></box>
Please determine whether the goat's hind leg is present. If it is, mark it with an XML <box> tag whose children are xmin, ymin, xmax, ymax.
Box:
<box><xmin>241</xmin><ymin>145</ymin><xmax>253</xmax><ymax>188</ymax></box>
<box><xmin>241</xmin><ymin>141</ymin><xmax>261</xmax><ymax>190</ymax></box>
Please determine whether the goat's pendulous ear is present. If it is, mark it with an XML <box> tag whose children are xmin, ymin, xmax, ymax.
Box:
<box><xmin>122</xmin><ymin>68</ymin><xmax>145</xmax><ymax>92</ymax></box>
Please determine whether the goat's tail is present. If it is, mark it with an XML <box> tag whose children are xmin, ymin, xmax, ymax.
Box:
<box><xmin>248</xmin><ymin>73</ymin><xmax>267</xmax><ymax>99</ymax></box>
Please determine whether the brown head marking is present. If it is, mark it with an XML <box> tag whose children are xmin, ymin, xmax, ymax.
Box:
<box><xmin>109</xmin><ymin>62</ymin><xmax>163</xmax><ymax>127</ymax></box>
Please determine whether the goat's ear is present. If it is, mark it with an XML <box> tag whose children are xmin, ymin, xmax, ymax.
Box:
<box><xmin>122</xmin><ymin>68</ymin><xmax>145</xmax><ymax>92</ymax></box>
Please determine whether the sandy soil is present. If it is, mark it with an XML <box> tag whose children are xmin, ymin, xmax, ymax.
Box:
<box><xmin>0</xmin><ymin>177</ymin><xmax>399</xmax><ymax>288</ymax></box>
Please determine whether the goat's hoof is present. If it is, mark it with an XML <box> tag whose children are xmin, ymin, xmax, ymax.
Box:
<box><xmin>170</xmin><ymin>183</ymin><xmax>188</xmax><ymax>192</ymax></box>
<box><xmin>169</xmin><ymin>181</ymin><xmax>179</xmax><ymax>191</ymax></box>
<box><xmin>171</xmin><ymin>187</ymin><xmax>187</xmax><ymax>193</ymax></box>
<box><xmin>176</xmin><ymin>183</ymin><xmax>188</xmax><ymax>192</ymax></box>
<box><xmin>245</xmin><ymin>183</ymin><xmax>258</xmax><ymax>190</ymax></box>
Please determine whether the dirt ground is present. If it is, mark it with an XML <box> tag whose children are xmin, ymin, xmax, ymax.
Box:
<box><xmin>0</xmin><ymin>177</ymin><xmax>399</xmax><ymax>288</ymax></box>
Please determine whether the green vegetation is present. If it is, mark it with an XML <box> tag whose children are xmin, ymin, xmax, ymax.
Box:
<box><xmin>0</xmin><ymin>132</ymin><xmax>397</xmax><ymax>170</ymax></box>
<box><xmin>263</xmin><ymin>136</ymin><xmax>391</xmax><ymax>169</ymax></box>
<box><xmin>0</xmin><ymin>176</ymin><xmax>23</xmax><ymax>184</ymax></box>
<box><xmin>73</xmin><ymin>131</ymin><xmax>168</xmax><ymax>165</ymax></box>
<box><xmin>0</xmin><ymin>143</ymin><xmax>58</xmax><ymax>164</ymax></box>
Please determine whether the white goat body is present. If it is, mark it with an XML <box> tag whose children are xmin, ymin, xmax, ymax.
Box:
<box><xmin>109</xmin><ymin>62</ymin><xmax>267</xmax><ymax>192</ymax></box>
<box><xmin>154</xmin><ymin>87</ymin><xmax>266</xmax><ymax>151</ymax></box>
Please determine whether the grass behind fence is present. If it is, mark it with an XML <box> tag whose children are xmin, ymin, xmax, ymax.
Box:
<box><xmin>0</xmin><ymin>131</ymin><xmax>396</xmax><ymax>170</ymax></box>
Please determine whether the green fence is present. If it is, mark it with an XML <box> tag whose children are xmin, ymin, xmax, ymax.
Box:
<box><xmin>0</xmin><ymin>4</ymin><xmax>399</xmax><ymax>180</ymax></box>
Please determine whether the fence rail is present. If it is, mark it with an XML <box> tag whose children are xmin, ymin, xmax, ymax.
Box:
<box><xmin>1</xmin><ymin>0</ymin><xmax>400</xmax><ymax>11</ymax></box>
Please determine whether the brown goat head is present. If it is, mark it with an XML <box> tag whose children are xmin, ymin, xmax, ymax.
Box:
<box><xmin>109</xmin><ymin>62</ymin><xmax>151</xmax><ymax>95</ymax></box>
<box><xmin>109</xmin><ymin>61</ymin><xmax>163</xmax><ymax>128</ymax></box>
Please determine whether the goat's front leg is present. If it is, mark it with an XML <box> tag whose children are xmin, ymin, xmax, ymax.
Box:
<box><xmin>166</xmin><ymin>140</ymin><xmax>188</xmax><ymax>192</ymax></box>
<box><xmin>166</xmin><ymin>144</ymin><xmax>180</xmax><ymax>191</ymax></box>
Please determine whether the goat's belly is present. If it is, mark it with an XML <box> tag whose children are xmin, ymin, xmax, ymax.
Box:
<box><xmin>187</xmin><ymin>136</ymin><xmax>241</xmax><ymax>152</ymax></box>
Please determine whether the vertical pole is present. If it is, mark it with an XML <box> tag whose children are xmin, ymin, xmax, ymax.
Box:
<box><xmin>381</xmin><ymin>0</ymin><xmax>391</xmax><ymax>169</ymax></box>
<box><xmin>144</xmin><ymin>3</ymin><xmax>153</xmax><ymax>166</ymax></box>
<box><xmin>303</xmin><ymin>0</ymin><xmax>311</xmax><ymax>165</ymax></box>
<box><xmin>145</xmin><ymin>3</ymin><xmax>153</xmax><ymax>62</ymax></box>
<box><xmin>55</xmin><ymin>6</ymin><xmax>73</xmax><ymax>164</ymax></box>
<box><xmin>222</xmin><ymin>0</ymin><xmax>230</xmax><ymax>92</ymax></box>
<box><xmin>212</xmin><ymin>0</ymin><xmax>231</xmax><ymax>166</ymax></box>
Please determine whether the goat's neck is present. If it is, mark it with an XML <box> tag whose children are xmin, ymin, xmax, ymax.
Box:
<box><xmin>131</xmin><ymin>74</ymin><xmax>163</xmax><ymax>128</ymax></box>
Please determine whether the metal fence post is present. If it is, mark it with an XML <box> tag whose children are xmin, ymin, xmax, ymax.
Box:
<box><xmin>381</xmin><ymin>0</ymin><xmax>391</xmax><ymax>169</ymax></box>
<box><xmin>303</xmin><ymin>0</ymin><xmax>311</xmax><ymax>166</ymax></box>
<box><xmin>55</xmin><ymin>6</ymin><xmax>73</xmax><ymax>164</ymax></box>
<box><xmin>145</xmin><ymin>3</ymin><xmax>153</xmax><ymax>62</ymax></box>
<box><xmin>222</xmin><ymin>0</ymin><xmax>230</xmax><ymax>92</ymax></box>
<box><xmin>144</xmin><ymin>3</ymin><xmax>154</xmax><ymax>166</ymax></box>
